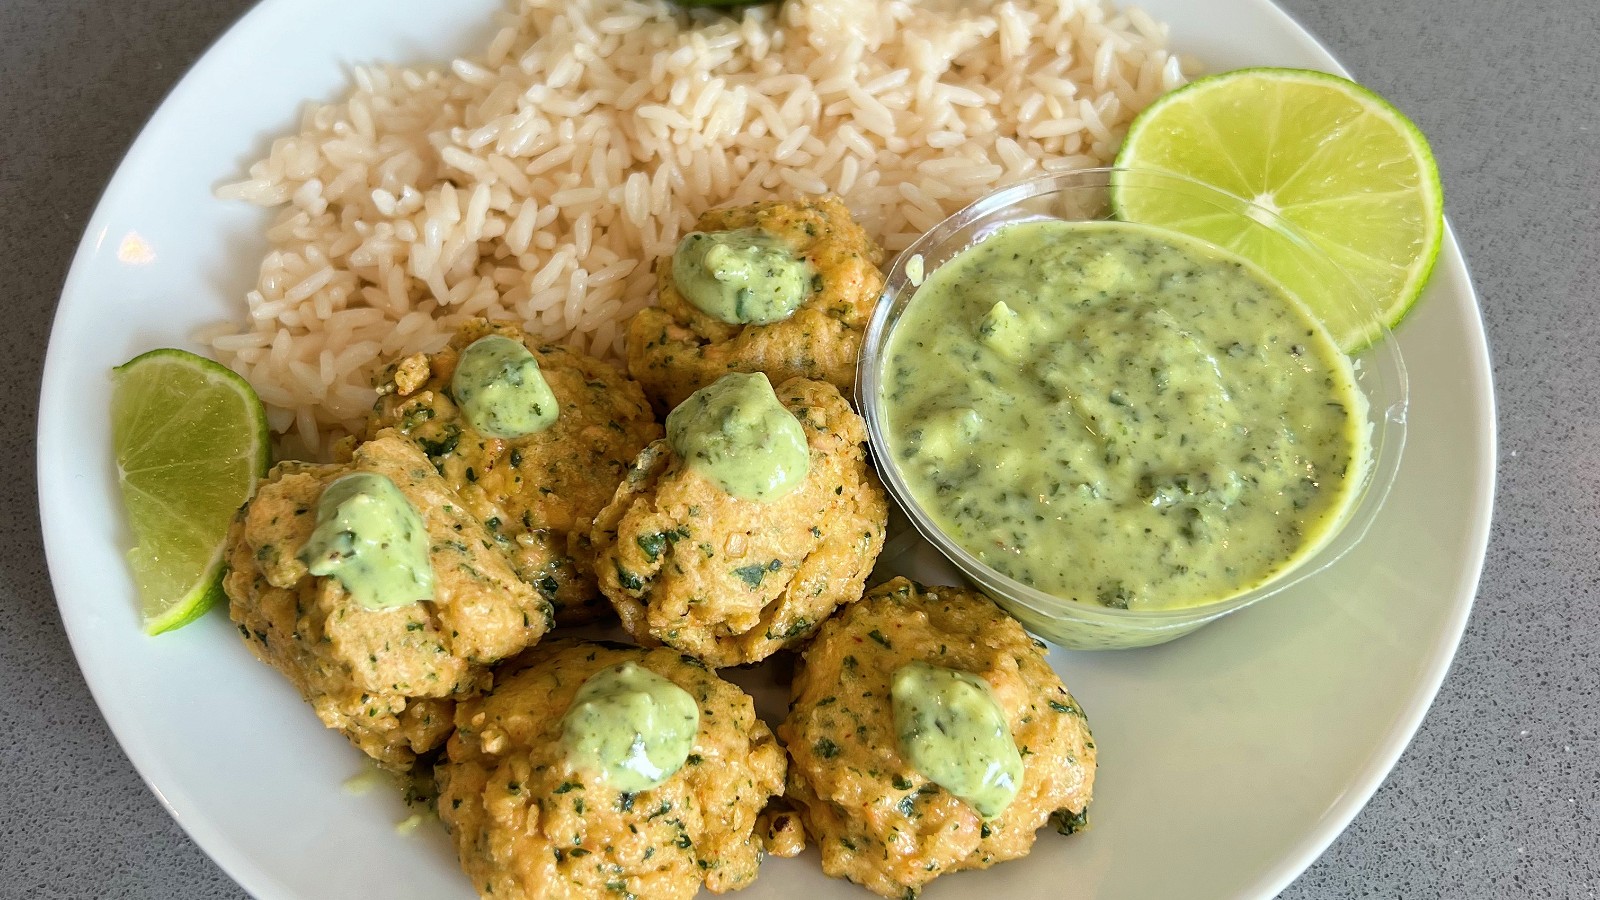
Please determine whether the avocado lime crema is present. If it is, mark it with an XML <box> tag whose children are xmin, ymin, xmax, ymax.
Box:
<box><xmin>299</xmin><ymin>472</ymin><xmax>435</xmax><ymax>610</ymax></box>
<box><xmin>666</xmin><ymin>372</ymin><xmax>810</xmax><ymax>502</ymax></box>
<box><xmin>450</xmin><ymin>334</ymin><xmax>559</xmax><ymax>439</ymax></box>
<box><xmin>891</xmin><ymin>661</ymin><xmax>1022</xmax><ymax>819</ymax></box>
<box><xmin>560</xmin><ymin>662</ymin><xmax>700</xmax><ymax>792</ymax></box>
<box><xmin>672</xmin><ymin>227</ymin><xmax>814</xmax><ymax>325</ymax></box>
<box><xmin>882</xmin><ymin>220</ymin><xmax>1367</xmax><ymax>611</ymax></box>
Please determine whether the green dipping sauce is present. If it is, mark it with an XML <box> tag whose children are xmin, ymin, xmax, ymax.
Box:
<box><xmin>882</xmin><ymin>220</ymin><xmax>1366</xmax><ymax>611</ymax></box>
<box><xmin>560</xmin><ymin>662</ymin><xmax>700</xmax><ymax>793</ymax></box>
<box><xmin>299</xmin><ymin>472</ymin><xmax>434</xmax><ymax>610</ymax></box>
<box><xmin>666</xmin><ymin>372</ymin><xmax>810</xmax><ymax>502</ymax></box>
<box><xmin>450</xmin><ymin>335</ymin><xmax>559</xmax><ymax>439</ymax></box>
<box><xmin>891</xmin><ymin>661</ymin><xmax>1022</xmax><ymax>819</ymax></box>
<box><xmin>672</xmin><ymin>227</ymin><xmax>813</xmax><ymax>325</ymax></box>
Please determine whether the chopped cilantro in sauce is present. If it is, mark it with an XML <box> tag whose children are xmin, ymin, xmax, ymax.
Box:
<box><xmin>882</xmin><ymin>220</ymin><xmax>1366</xmax><ymax>610</ymax></box>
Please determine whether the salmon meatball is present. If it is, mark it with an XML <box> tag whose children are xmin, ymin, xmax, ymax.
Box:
<box><xmin>590</xmin><ymin>377</ymin><xmax>888</xmax><ymax>668</ymax></box>
<box><xmin>436</xmin><ymin>641</ymin><xmax>786</xmax><ymax>900</ymax></box>
<box><xmin>224</xmin><ymin>432</ymin><xmax>551</xmax><ymax>771</ymax></box>
<box><xmin>366</xmin><ymin>319</ymin><xmax>660</xmax><ymax>624</ymax></box>
<box><xmin>780</xmin><ymin>578</ymin><xmax>1097</xmax><ymax>898</ymax></box>
<box><xmin>626</xmin><ymin>196</ymin><xmax>885</xmax><ymax>412</ymax></box>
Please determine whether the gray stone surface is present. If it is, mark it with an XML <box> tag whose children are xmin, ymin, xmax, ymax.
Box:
<box><xmin>1</xmin><ymin>0</ymin><xmax>1594</xmax><ymax>898</ymax></box>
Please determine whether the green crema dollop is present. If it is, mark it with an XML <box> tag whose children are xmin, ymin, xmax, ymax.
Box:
<box><xmin>891</xmin><ymin>661</ymin><xmax>1023</xmax><ymax>820</ymax></box>
<box><xmin>560</xmin><ymin>662</ymin><xmax>700</xmax><ymax>792</ymax></box>
<box><xmin>299</xmin><ymin>472</ymin><xmax>434</xmax><ymax>610</ymax></box>
<box><xmin>665</xmin><ymin>372</ymin><xmax>810</xmax><ymax>502</ymax></box>
<box><xmin>672</xmin><ymin>227</ymin><xmax>813</xmax><ymax>325</ymax></box>
<box><xmin>450</xmin><ymin>335</ymin><xmax>559</xmax><ymax>439</ymax></box>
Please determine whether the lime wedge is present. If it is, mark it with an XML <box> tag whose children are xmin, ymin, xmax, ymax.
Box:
<box><xmin>1113</xmin><ymin>67</ymin><xmax>1444</xmax><ymax>350</ymax></box>
<box><xmin>112</xmin><ymin>349</ymin><xmax>270</xmax><ymax>634</ymax></box>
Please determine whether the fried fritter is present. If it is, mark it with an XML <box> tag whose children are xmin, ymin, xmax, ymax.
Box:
<box><xmin>436</xmin><ymin>641</ymin><xmax>786</xmax><ymax>900</ymax></box>
<box><xmin>366</xmin><ymin>320</ymin><xmax>660</xmax><ymax>624</ymax></box>
<box><xmin>780</xmin><ymin>578</ymin><xmax>1097</xmax><ymax>898</ymax></box>
<box><xmin>626</xmin><ymin>197</ymin><xmax>885</xmax><ymax>412</ymax></box>
<box><xmin>590</xmin><ymin>377</ymin><xmax>888</xmax><ymax>668</ymax></box>
<box><xmin>224</xmin><ymin>433</ymin><xmax>551</xmax><ymax>771</ymax></box>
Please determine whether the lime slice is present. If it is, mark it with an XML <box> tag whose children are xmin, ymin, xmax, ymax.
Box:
<box><xmin>112</xmin><ymin>349</ymin><xmax>270</xmax><ymax>634</ymax></box>
<box><xmin>1114</xmin><ymin>67</ymin><xmax>1444</xmax><ymax>350</ymax></box>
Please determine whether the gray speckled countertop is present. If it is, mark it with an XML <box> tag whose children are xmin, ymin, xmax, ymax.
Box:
<box><xmin>2</xmin><ymin>0</ymin><xmax>1596</xmax><ymax>897</ymax></box>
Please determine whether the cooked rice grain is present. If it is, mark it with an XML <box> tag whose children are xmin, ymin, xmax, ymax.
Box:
<box><xmin>214</xmin><ymin>0</ymin><xmax>1192</xmax><ymax>452</ymax></box>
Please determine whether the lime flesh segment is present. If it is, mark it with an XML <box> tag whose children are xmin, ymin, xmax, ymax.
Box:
<box><xmin>1114</xmin><ymin>67</ymin><xmax>1444</xmax><ymax>351</ymax></box>
<box><xmin>112</xmin><ymin>349</ymin><xmax>270</xmax><ymax>634</ymax></box>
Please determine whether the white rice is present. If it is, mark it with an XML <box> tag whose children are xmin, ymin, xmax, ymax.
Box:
<box><xmin>211</xmin><ymin>0</ymin><xmax>1193</xmax><ymax>456</ymax></box>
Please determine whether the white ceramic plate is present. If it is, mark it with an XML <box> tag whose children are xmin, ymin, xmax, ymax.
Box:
<box><xmin>38</xmin><ymin>1</ymin><xmax>1495</xmax><ymax>898</ymax></box>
